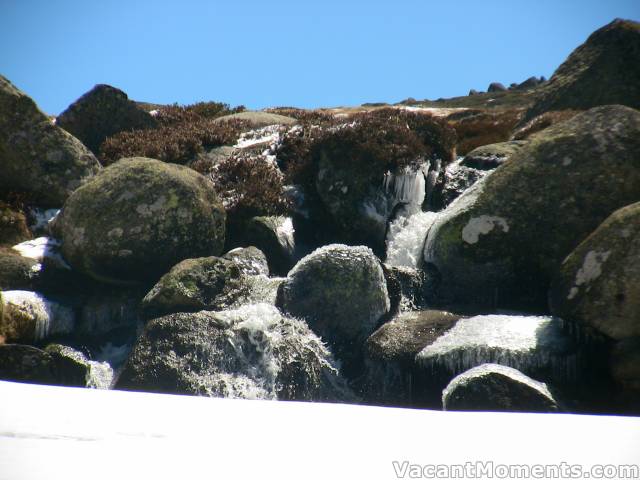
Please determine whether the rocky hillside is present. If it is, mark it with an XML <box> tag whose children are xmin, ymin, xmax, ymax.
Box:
<box><xmin>0</xmin><ymin>18</ymin><xmax>639</xmax><ymax>414</ymax></box>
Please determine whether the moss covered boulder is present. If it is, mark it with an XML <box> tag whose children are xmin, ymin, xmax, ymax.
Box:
<box><xmin>550</xmin><ymin>202</ymin><xmax>640</xmax><ymax>340</ymax></box>
<box><xmin>56</xmin><ymin>84</ymin><xmax>158</xmax><ymax>154</ymax></box>
<box><xmin>0</xmin><ymin>75</ymin><xmax>101</xmax><ymax>207</ymax></box>
<box><xmin>277</xmin><ymin>244</ymin><xmax>390</xmax><ymax>371</ymax></box>
<box><xmin>424</xmin><ymin>105</ymin><xmax>640</xmax><ymax>309</ymax></box>
<box><xmin>522</xmin><ymin>19</ymin><xmax>640</xmax><ymax>124</ymax></box>
<box><xmin>140</xmin><ymin>256</ymin><xmax>244</xmax><ymax>319</ymax></box>
<box><xmin>56</xmin><ymin>157</ymin><xmax>226</xmax><ymax>285</ymax></box>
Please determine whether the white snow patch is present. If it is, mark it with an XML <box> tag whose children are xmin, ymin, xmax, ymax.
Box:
<box><xmin>461</xmin><ymin>215</ymin><xmax>510</xmax><ymax>244</ymax></box>
<box><xmin>2</xmin><ymin>380</ymin><xmax>639</xmax><ymax>480</ymax></box>
<box><xmin>234</xmin><ymin>125</ymin><xmax>282</xmax><ymax>149</ymax></box>
<box><xmin>12</xmin><ymin>237</ymin><xmax>70</xmax><ymax>270</ymax></box>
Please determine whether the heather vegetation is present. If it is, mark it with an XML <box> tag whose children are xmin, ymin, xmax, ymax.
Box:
<box><xmin>446</xmin><ymin>108</ymin><xmax>524</xmax><ymax>155</ymax></box>
<box><xmin>210</xmin><ymin>152</ymin><xmax>291</xmax><ymax>220</ymax></box>
<box><xmin>98</xmin><ymin>102</ymin><xmax>247</xmax><ymax>166</ymax></box>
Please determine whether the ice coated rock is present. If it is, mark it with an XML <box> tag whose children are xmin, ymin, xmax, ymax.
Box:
<box><xmin>0</xmin><ymin>343</ymin><xmax>112</xmax><ymax>388</ymax></box>
<box><xmin>116</xmin><ymin>304</ymin><xmax>354</xmax><ymax>402</ymax></box>
<box><xmin>277</xmin><ymin>244</ymin><xmax>390</xmax><ymax>371</ymax></box>
<box><xmin>0</xmin><ymin>290</ymin><xmax>74</xmax><ymax>344</ymax></box>
<box><xmin>442</xmin><ymin>363</ymin><xmax>560</xmax><ymax>412</ymax></box>
<box><xmin>415</xmin><ymin>315</ymin><xmax>591</xmax><ymax>392</ymax></box>
<box><xmin>227</xmin><ymin>216</ymin><xmax>295</xmax><ymax>276</ymax></box>
<box><xmin>223</xmin><ymin>247</ymin><xmax>269</xmax><ymax>276</ymax></box>
<box><xmin>55</xmin><ymin>157</ymin><xmax>226</xmax><ymax>285</ymax></box>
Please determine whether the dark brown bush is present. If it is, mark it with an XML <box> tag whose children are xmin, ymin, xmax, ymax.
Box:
<box><xmin>210</xmin><ymin>152</ymin><xmax>291</xmax><ymax>220</ymax></box>
<box><xmin>511</xmin><ymin>109</ymin><xmax>581</xmax><ymax>140</ymax></box>
<box><xmin>155</xmin><ymin>102</ymin><xmax>246</xmax><ymax>126</ymax></box>
<box><xmin>99</xmin><ymin>118</ymin><xmax>249</xmax><ymax>166</ymax></box>
<box><xmin>264</xmin><ymin>107</ymin><xmax>338</xmax><ymax>127</ymax></box>
<box><xmin>448</xmin><ymin>108</ymin><xmax>524</xmax><ymax>155</ymax></box>
<box><xmin>275</xmin><ymin>108</ymin><xmax>458</xmax><ymax>203</ymax></box>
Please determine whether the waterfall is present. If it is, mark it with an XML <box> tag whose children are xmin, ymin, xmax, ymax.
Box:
<box><xmin>383</xmin><ymin>162</ymin><xmax>441</xmax><ymax>269</ymax></box>
<box><xmin>385</xmin><ymin>212</ymin><xmax>439</xmax><ymax>268</ymax></box>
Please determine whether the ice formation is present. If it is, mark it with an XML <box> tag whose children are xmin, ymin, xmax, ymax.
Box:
<box><xmin>1</xmin><ymin>290</ymin><xmax>75</xmax><ymax>341</ymax></box>
<box><xmin>416</xmin><ymin>315</ymin><xmax>584</xmax><ymax>384</ymax></box>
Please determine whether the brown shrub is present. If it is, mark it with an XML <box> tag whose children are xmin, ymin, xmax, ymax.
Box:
<box><xmin>99</xmin><ymin>118</ymin><xmax>249</xmax><ymax>166</ymax></box>
<box><xmin>276</xmin><ymin>108</ymin><xmax>457</xmax><ymax>193</ymax></box>
<box><xmin>511</xmin><ymin>109</ymin><xmax>581</xmax><ymax>140</ymax></box>
<box><xmin>448</xmin><ymin>108</ymin><xmax>524</xmax><ymax>155</ymax></box>
<box><xmin>264</xmin><ymin>107</ymin><xmax>338</xmax><ymax>127</ymax></box>
<box><xmin>210</xmin><ymin>152</ymin><xmax>291</xmax><ymax>220</ymax></box>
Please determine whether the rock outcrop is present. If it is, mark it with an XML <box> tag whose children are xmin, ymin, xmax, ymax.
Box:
<box><xmin>522</xmin><ymin>19</ymin><xmax>640</xmax><ymax>123</ymax></box>
<box><xmin>56</xmin><ymin>84</ymin><xmax>157</xmax><ymax>154</ymax></box>
<box><xmin>0</xmin><ymin>75</ymin><xmax>101</xmax><ymax>206</ymax></box>
<box><xmin>424</xmin><ymin>105</ymin><xmax>640</xmax><ymax>309</ymax></box>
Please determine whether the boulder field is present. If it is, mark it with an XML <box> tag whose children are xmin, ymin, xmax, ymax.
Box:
<box><xmin>0</xmin><ymin>18</ymin><xmax>639</xmax><ymax>414</ymax></box>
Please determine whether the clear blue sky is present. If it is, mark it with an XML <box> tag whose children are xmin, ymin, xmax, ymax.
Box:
<box><xmin>1</xmin><ymin>0</ymin><xmax>638</xmax><ymax>115</ymax></box>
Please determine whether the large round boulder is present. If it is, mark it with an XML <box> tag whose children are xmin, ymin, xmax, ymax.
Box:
<box><xmin>424</xmin><ymin>105</ymin><xmax>640</xmax><ymax>309</ymax></box>
<box><xmin>277</xmin><ymin>244</ymin><xmax>390</xmax><ymax>370</ymax></box>
<box><xmin>550</xmin><ymin>202</ymin><xmax>640</xmax><ymax>340</ymax></box>
<box><xmin>115</xmin><ymin>304</ymin><xmax>354</xmax><ymax>401</ymax></box>
<box><xmin>442</xmin><ymin>363</ymin><xmax>560</xmax><ymax>412</ymax></box>
<box><xmin>0</xmin><ymin>75</ymin><xmax>101</xmax><ymax>207</ymax></box>
<box><xmin>56</xmin><ymin>84</ymin><xmax>158</xmax><ymax>154</ymax></box>
<box><xmin>55</xmin><ymin>157</ymin><xmax>226</xmax><ymax>285</ymax></box>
